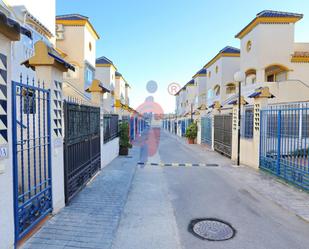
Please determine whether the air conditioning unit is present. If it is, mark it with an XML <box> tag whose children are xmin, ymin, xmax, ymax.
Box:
<box><xmin>56</xmin><ymin>32</ymin><xmax>64</xmax><ymax>40</ymax></box>
<box><xmin>56</xmin><ymin>24</ymin><xmax>64</xmax><ymax>32</ymax></box>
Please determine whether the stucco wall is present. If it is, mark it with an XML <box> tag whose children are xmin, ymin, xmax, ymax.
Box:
<box><xmin>101</xmin><ymin>138</ymin><xmax>119</xmax><ymax>168</ymax></box>
<box><xmin>0</xmin><ymin>33</ymin><xmax>14</xmax><ymax>249</ymax></box>
<box><xmin>7</xmin><ymin>0</ymin><xmax>55</xmax><ymax>35</ymax></box>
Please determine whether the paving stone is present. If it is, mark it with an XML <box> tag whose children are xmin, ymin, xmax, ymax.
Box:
<box><xmin>21</xmin><ymin>147</ymin><xmax>139</xmax><ymax>249</ymax></box>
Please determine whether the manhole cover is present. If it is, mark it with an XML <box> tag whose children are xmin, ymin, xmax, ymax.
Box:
<box><xmin>189</xmin><ymin>218</ymin><xmax>236</xmax><ymax>241</ymax></box>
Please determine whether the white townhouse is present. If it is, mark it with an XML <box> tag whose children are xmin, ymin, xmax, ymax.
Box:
<box><xmin>55</xmin><ymin>14</ymin><xmax>100</xmax><ymax>103</ymax></box>
<box><xmin>95</xmin><ymin>56</ymin><xmax>132</xmax><ymax>115</ymax></box>
<box><xmin>95</xmin><ymin>56</ymin><xmax>117</xmax><ymax>113</ymax></box>
<box><xmin>235</xmin><ymin>10</ymin><xmax>309</xmax><ymax>104</ymax></box>
<box><xmin>203</xmin><ymin>46</ymin><xmax>240</xmax><ymax>112</ymax></box>
<box><xmin>114</xmin><ymin>71</ymin><xmax>131</xmax><ymax>117</ymax></box>
<box><xmin>193</xmin><ymin>68</ymin><xmax>207</xmax><ymax>114</ymax></box>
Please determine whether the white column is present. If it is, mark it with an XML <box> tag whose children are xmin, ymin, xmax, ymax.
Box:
<box><xmin>0</xmin><ymin>33</ymin><xmax>15</xmax><ymax>249</ymax></box>
<box><xmin>35</xmin><ymin>66</ymin><xmax>65</xmax><ymax>213</ymax></box>
<box><xmin>252</xmin><ymin>97</ymin><xmax>268</xmax><ymax>168</ymax></box>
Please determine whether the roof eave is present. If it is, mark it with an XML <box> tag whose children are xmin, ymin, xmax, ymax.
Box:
<box><xmin>235</xmin><ymin>16</ymin><xmax>303</xmax><ymax>39</ymax></box>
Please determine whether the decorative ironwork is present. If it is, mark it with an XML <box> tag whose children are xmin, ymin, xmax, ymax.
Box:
<box><xmin>63</xmin><ymin>101</ymin><xmax>100</xmax><ymax>204</ymax></box>
<box><xmin>12</xmin><ymin>78</ymin><xmax>52</xmax><ymax>242</ymax></box>
<box><xmin>214</xmin><ymin>114</ymin><xmax>232</xmax><ymax>158</ymax></box>
<box><xmin>260</xmin><ymin>102</ymin><xmax>309</xmax><ymax>190</ymax></box>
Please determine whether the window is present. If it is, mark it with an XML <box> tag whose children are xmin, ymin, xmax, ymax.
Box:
<box><xmin>23</xmin><ymin>89</ymin><xmax>36</xmax><ymax>114</ymax></box>
<box><xmin>207</xmin><ymin>89</ymin><xmax>214</xmax><ymax>99</ymax></box>
<box><xmin>214</xmin><ymin>85</ymin><xmax>220</xmax><ymax>96</ymax></box>
<box><xmin>267</xmin><ymin>74</ymin><xmax>275</xmax><ymax>82</ymax></box>
<box><xmin>226</xmin><ymin>83</ymin><xmax>236</xmax><ymax>94</ymax></box>
<box><xmin>208</xmin><ymin>71</ymin><xmax>211</xmax><ymax>78</ymax></box>
<box><xmin>265</xmin><ymin>65</ymin><xmax>288</xmax><ymax>82</ymax></box>
<box><xmin>245</xmin><ymin>69</ymin><xmax>257</xmax><ymax>85</ymax></box>
<box><xmin>246</xmin><ymin>40</ymin><xmax>252</xmax><ymax>52</ymax></box>
<box><xmin>216</xmin><ymin>66</ymin><xmax>219</xmax><ymax>73</ymax></box>
<box><xmin>242</xmin><ymin>107</ymin><xmax>254</xmax><ymax>139</ymax></box>
<box><xmin>89</xmin><ymin>42</ymin><xmax>92</xmax><ymax>51</ymax></box>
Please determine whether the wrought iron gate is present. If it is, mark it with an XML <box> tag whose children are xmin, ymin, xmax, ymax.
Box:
<box><xmin>214</xmin><ymin>114</ymin><xmax>232</xmax><ymax>157</ymax></box>
<box><xmin>63</xmin><ymin>102</ymin><xmax>100</xmax><ymax>204</ymax></box>
<box><xmin>12</xmin><ymin>80</ymin><xmax>52</xmax><ymax>242</ymax></box>
<box><xmin>260</xmin><ymin>103</ymin><xmax>309</xmax><ymax>190</ymax></box>
<box><xmin>201</xmin><ymin>116</ymin><xmax>212</xmax><ymax>146</ymax></box>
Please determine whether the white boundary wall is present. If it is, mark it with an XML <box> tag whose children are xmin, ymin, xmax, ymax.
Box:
<box><xmin>101</xmin><ymin>137</ymin><xmax>119</xmax><ymax>168</ymax></box>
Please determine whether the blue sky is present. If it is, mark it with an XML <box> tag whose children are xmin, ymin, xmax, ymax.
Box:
<box><xmin>57</xmin><ymin>0</ymin><xmax>309</xmax><ymax>113</ymax></box>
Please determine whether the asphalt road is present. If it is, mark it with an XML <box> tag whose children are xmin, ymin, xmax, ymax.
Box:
<box><xmin>113</xmin><ymin>128</ymin><xmax>309</xmax><ymax>249</ymax></box>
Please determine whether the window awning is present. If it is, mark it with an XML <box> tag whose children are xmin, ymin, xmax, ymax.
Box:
<box><xmin>0</xmin><ymin>10</ymin><xmax>20</xmax><ymax>41</ymax></box>
<box><xmin>248</xmin><ymin>87</ymin><xmax>275</xmax><ymax>99</ymax></box>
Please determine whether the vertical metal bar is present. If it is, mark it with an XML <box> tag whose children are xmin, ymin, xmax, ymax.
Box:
<box><xmin>12</xmin><ymin>81</ymin><xmax>20</xmax><ymax>242</ymax></box>
<box><xmin>38</xmin><ymin>81</ymin><xmax>42</xmax><ymax>192</ymax></box>
<box><xmin>47</xmin><ymin>89</ymin><xmax>52</xmax><ymax>210</ymax></box>
<box><xmin>32</xmin><ymin>78</ymin><xmax>37</xmax><ymax>194</ymax></box>
<box><xmin>259</xmin><ymin>109</ymin><xmax>263</xmax><ymax>168</ymax></box>
<box><xmin>277</xmin><ymin>110</ymin><xmax>281</xmax><ymax>176</ymax></box>
<box><xmin>43</xmin><ymin>82</ymin><xmax>47</xmax><ymax>188</ymax></box>
<box><xmin>19</xmin><ymin>80</ymin><xmax>25</xmax><ymax>203</ymax></box>
<box><xmin>26</xmin><ymin>77</ymin><xmax>31</xmax><ymax>199</ymax></box>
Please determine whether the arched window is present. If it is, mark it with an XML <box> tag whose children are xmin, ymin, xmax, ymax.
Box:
<box><xmin>226</xmin><ymin>83</ymin><xmax>236</xmax><ymax>94</ymax></box>
<box><xmin>265</xmin><ymin>65</ymin><xmax>289</xmax><ymax>82</ymax></box>
<box><xmin>245</xmin><ymin>69</ymin><xmax>256</xmax><ymax>85</ymax></box>
<box><xmin>214</xmin><ymin>84</ymin><xmax>220</xmax><ymax>96</ymax></box>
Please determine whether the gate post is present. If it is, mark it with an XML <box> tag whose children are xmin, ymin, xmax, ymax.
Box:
<box><xmin>0</xmin><ymin>27</ymin><xmax>21</xmax><ymax>249</ymax></box>
<box><xmin>231</xmin><ymin>104</ymin><xmax>239</xmax><ymax>161</ymax></box>
<box><xmin>24</xmin><ymin>41</ymin><xmax>74</xmax><ymax>213</ymax></box>
<box><xmin>86</xmin><ymin>79</ymin><xmax>110</xmax><ymax>169</ymax></box>
<box><xmin>252</xmin><ymin>94</ymin><xmax>269</xmax><ymax>169</ymax></box>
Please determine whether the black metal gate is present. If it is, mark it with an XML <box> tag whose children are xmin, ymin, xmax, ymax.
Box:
<box><xmin>214</xmin><ymin>114</ymin><xmax>232</xmax><ymax>158</ymax></box>
<box><xmin>63</xmin><ymin>102</ymin><xmax>100</xmax><ymax>204</ymax></box>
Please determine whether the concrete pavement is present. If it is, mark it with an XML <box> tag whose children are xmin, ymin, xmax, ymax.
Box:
<box><xmin>112</xmin><ymin>128</ymin><xmax>309</xmax><ymax>249</ymax></box>
<box><xmin>21</xmin><ymin>147</ymin><xmax>139</xmax><ymax>249</ymax></box>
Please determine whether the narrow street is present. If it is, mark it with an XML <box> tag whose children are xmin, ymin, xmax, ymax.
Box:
<box><xmin>113</xmin><ymin>127</ymin><xmax>309</xmax><ymax>249</ymax></box>
<box><xmin>23</xmin><ymin>127</ymin><xmax>309</xmax><ymax>249</ymax></box>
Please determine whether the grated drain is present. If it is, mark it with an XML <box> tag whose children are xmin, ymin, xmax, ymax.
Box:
<box><xmin>189</xmin><ymin>218</ymin><xmax>236</xmax><ymax>241</ymax></box>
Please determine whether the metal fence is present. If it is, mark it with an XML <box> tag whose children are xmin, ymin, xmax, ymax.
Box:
<box><xmin>103</xmin><ymin>114</ymin><xmax>119</xmax><ymax>143</ymax></box>
<box><xmin>214</xmin><ymin>114</ymin><xmax>232</xmax><ymax>158</ymax></box>
<box><xmin>201</xmin><ymin>116</ymin><xmax>212</xmax><ymax>146</ymax></box>
<box><xmin>260</xmin><ymin>102</ymin><xmax>309</xmax><ymax>190</ymax></box>
<box><xmin>63</xmin><ymin>102</ymin><xmax>101</xmax><ymax>204</ymax></box>
<box><xmin>12</xmin><ymin>79</ymin><xmax>52</xmax><ymax>241</ymax></box>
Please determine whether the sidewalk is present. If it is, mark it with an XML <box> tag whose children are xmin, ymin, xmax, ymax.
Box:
<box><xmin>164</xmin><ymin>130</ymin><xmax>309</xmax><ymax>223</ymax></box>
<box><xmin>21</xmin><ymin>147</ymin><xmax>139</xmax><ymax>249</ymax></box>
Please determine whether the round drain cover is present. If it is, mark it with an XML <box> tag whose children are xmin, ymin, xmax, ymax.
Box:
<box><xmin>189</xmin><ymin>218</ymin><xmax>236</xmax><ymax>241</ymax></box>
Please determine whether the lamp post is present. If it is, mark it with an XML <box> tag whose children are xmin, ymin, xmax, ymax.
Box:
<box><xmin>234</xmin><ymin>71</ymin><xmax>246</xmax><ymax>166</ymax></box>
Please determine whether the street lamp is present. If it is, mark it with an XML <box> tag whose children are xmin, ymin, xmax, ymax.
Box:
<box><xmin>234</xmin><ymin>71</ymin><xmax>246</xmax><ymax>166</ymax></box>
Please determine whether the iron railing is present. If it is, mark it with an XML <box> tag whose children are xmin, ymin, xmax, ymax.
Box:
<box><xmin>103</xmin><ymin>114</ymin><xmax>119</xmax><ymax>143</ymax></box>
<box><xmin>260</xmin><ymin>102</ymin><xmax>309</xmax><ymax>190</ymax></box>
<box><xmin>214</xmin><ymin>114</ymin><xmax>232</xmax><ymax>158</ymax></box>
<box><xmin>63</xmin><ymin>101</ymin><xmax>100</xmax><ymax>204</ymax></box>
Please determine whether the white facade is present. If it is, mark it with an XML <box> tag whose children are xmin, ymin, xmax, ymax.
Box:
<box><xmin>237</xmin><ymin>11</ymin><xmax>309</xmax><ymax>104</ymax></box>
<box><xmin>56</xmin><ymin>15</ymin><xmax>99</xmax><ymax>103</ymax></box>
<box><xmin>95</xmin><ymin>65</ymin><xmax>116</xmax><ymax>113</ymax></box>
